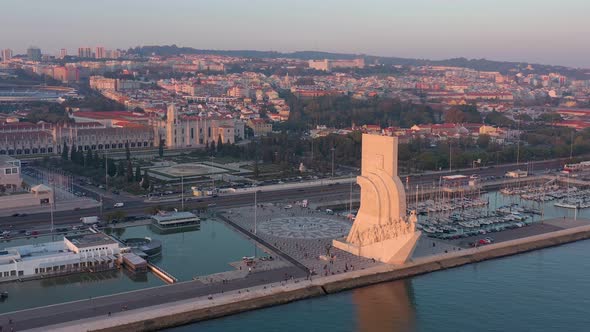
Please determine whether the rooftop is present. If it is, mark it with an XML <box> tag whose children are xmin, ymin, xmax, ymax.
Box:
<box><xmin>151</xmin><ymin>211</ymin><xmax>198</xmax><ymax>223</ymax></box>
<box><xmin>65</xmin><ymin>233</ymin><xmax>117</xmax><ymax>248</ymax></box>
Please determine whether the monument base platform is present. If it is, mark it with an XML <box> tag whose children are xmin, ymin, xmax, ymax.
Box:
<box><xmin>332</xmin><ymin>231</ymin><xmax>421</xmax><ymax>265</ymax></box>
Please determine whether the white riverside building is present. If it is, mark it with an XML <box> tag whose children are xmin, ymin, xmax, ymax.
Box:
<box><xmin>151</xmin><ymin>211</ymin><xmax>200</xmax><ymax>229</ymax></box>
<box><xmin>0</xmin><ymin>233</ymin><xmax>121</xmax><ymax>282</ymax></box>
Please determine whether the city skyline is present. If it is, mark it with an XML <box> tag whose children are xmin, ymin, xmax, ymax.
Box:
<box><xmin>1</xmin><ymin>0</ymin><xmax>589</xmax><ymax>68</ymax></box>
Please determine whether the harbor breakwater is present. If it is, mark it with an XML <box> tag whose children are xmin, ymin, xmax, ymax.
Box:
<box><xmin>34</xmin><ymin>221</ymin><xmax>590</xmax><ymax>332</ymax></box>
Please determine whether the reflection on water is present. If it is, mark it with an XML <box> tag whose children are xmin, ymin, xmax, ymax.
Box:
<box><xmin>178</xmin><ymin>238</ymin><xmax>590</xmax><ymax>332</ymax></box>
<box><xmin>148</xmin><ymin>223</ymin><xmax>201</xmax><ymax>235</ymax></box>
<box><xmin>353</xmin><ymin>280</ymin><xmax>416</xmax><ymax>332</ymax></box>
<box><xmin>1</xmin><ymin>270</ymin><xmax>163</xmax><ymax>313</ymax></box>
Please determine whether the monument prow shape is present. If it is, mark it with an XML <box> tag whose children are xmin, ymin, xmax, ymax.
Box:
<box><xmin>333</xmin><ymin>134</ymin><xmax>421</xmax><ymax>264</ymax></box>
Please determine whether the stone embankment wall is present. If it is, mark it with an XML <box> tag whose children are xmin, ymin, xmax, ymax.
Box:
<box><xmin>53</xmin><ymin>224</ymin><xmax>590</xmax><ymax>332</ymax></box>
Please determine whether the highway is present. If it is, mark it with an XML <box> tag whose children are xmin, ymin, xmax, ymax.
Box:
<box><xmin>0</xmin><ymin>158</ymin><xmax>566</xmax><ymax>232</ymax></box>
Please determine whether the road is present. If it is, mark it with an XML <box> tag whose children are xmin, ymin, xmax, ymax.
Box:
<box><xmin>1</xmin><ymin>158</ymin><xmax>565</xmax><ymax>232</ymax></box>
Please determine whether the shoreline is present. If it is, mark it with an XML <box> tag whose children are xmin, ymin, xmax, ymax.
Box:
<box><xmin>26</xmin><ymin>221</ymin><xmax>590</xmax><ymax>332</ymax></box>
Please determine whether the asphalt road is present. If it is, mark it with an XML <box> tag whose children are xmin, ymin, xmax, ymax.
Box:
<box><xmin>0</xmin><ymin>158</ymin><xmax>566</xmax><ymax>233</ymax></box>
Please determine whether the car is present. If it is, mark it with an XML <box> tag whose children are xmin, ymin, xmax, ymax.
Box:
<box><xmin>112</xmin><ymin>190</ymin><xmax>120</xmax><ymax>195</ymax></box>
<box><xmin>18</xmin><ymin>230</ymin><xmax>27</xmax><ymax>234</ymax></box>
<box><xmin>484</xmin><ymin>237</ymin><xmax>494</xmax><ymax>243</ymax></box>
<box><xmin>31</xmin><ymin>231</ymin><xmax>38</xmax><ymax>236</ymax></box>
<box><xmin>55</xmin><ymin>227</ymin><xmax>68</xmax><ymax>233</ymax></box>
<box><xmin>11</xmin><ymin>213</ymin><xmax>20</xmax><ymax>217</ymax></box>
<box><xmin>114</xmin><ymin>202</ymin><xmax>125</xmax><ymax>208</ymax></box>
<box><xmin>24</xmin><ymin>231</ymin><xmax>31</xmax><ymax>236</ymax></box>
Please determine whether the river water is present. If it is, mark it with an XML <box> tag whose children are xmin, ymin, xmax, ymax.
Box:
<box><xmin>171</xmin><ymin>239</ymin><xmax>590</xmax><ymax>332</ymax></box>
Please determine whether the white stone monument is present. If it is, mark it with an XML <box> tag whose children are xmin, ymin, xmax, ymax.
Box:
<box><xmin>333</xmin><ymin>134</ymin><xmax>421</xmax><ymax>264</ymax></box>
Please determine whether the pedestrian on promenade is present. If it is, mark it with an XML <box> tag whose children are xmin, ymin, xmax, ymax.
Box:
<box><xmin>108</xmin><ymin>312</ymin><xmax>111</xmax><ymax>317</ymax></box>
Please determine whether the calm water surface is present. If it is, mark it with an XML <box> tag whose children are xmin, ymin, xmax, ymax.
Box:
<box><xmin>171</xmin><ymin>239</ymin><xmax>590</xmax><ymax>332</ymax></box>
<box><xmin>0</xmin><ymin>219</ymin><xmax>257</xmax><ymax>313</ymax></box>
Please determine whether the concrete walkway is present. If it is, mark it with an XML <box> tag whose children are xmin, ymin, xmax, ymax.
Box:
<box><xmin>1</xmin><ymin>265</ymin><xmax>305</xmax><ymax>332</ymax></box>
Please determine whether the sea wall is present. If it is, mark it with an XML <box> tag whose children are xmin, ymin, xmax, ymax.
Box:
<box><xmin>322</xmin><ymin>224</ymin><xmax>590</xmax><ymax>294</ymax></box>
<box><xmin>91</xmin><ymin>285</ymin><xmax>326</xmax><ymax>332</ymax></box>
<box><xmin>40</xmin><ymin>223</ymin><xmax>590</xmax><ymax>332</ymax></box>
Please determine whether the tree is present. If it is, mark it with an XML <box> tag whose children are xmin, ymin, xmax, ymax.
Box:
<box><xmin>445</xmin><ymin>109</ymin><xmax>466</xmax><ymax>123</ymax></box>
<box><xmin>209</xmin><ymin>140</ymin><xmax>216</xmax><ymax>155</ymax></box>
<box><xmin>117</xmin><ymin>160</ymin><xmax>126</xmax><ymax>178</ymax></box>
<box><xmin>106</xmin><ymin>210</ymin><xmax>127</xmax><ymax>223</ymax></box>
<box><xmin>125</xmin><ymin>142</ymin><xmax>131</xmax><ymax>161</ymax></box>
<box><xmin>217</xmin><ymin>134</ymin><xmax>223</xmax><ymax>152</ymax></box>
<box><xmin>107</xmin><ymin>158</ymin><xmax>116</xmax><ymax>177</ymax></box>
<box><xmin>253</xmin><ymin>159</ymin><xmax>259</xmax><ymax>178</ymax></box>
<box><xmin>141</xmin><ymin>170</ymin><xmax>150</xmax><ymax>190</ymax></box>
<box><xmin>126</xmin><ymin>160</ymin><xmax>134</xmax><ymax>182</ymax></box>
<box><xmin>538</xmin><ymin>112</ymin><xmax>562</xmax><ymax>123</ymax></box>
<box><xmin>92</xmin><ymin>151</ymin><xmax>99</xmax><ymax>168</ymax></box>
<box><xmin>477</xmin><ymin>134</ymin><xmax>491</xmax><ymax>149</ymax></box>
<box><xmin>70</xmin><ymin>145</ymin><xmax>77</xmax><ymax>163</ymax></box>
<box><xmin>61</xmin><ymin>142</ymin><xmax>69</xmax><ymax>161</ymax></box>
<box><xmin>135</xmin><ymin>165</ymin><xmax>142</xmax><ymax>182</ymax></box>
<box><xmin>86</xmin><ymin>148</ymin><xmax>93</xmax><ymax>167</ymax></box>
<box><xmin>158</xmin><ymin>138</ymin><xmax>164</xmax><ymax>158</ymax></box>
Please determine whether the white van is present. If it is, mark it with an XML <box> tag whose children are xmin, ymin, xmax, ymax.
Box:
<box><xmin>114</xmin><ymin>202</ymin><xmax>125</xmax><ymax>208</ymax></box>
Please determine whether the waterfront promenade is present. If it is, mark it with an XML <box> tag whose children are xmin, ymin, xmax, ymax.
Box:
<box><xmin>17</xmin><ymin>218</ymin><xmax>590</xmax><ymax>332</ymax></box>
<box><xmin>0</xmin><ymin>266</ymin><xmax>305</xmax><ymax>331</ymax></box>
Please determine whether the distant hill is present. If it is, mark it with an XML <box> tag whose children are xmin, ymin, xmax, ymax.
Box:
<box><xmin>128</xmin><ymin>45</ymin><xmax>590</xmax><ymax>79</ymax></box>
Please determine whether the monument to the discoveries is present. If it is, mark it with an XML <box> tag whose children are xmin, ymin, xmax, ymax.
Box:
<box><xmin>333</xmin><ymin>134</ymin><xmax>421</xmax><ymax>264</ymax></box>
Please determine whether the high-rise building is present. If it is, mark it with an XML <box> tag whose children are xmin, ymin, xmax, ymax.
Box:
<box><xmin>78</xmin><ymin>47</ymin><xmax>92</xmax><ymax>58</ymax></box>
<box><xmin>59</xmin><ymin>48</ymin><xmax>68</xmax><ymax>59</ymax></box>
<box><xmin>95</xmin><ymin>46</ymin><xmax>105</xmax><ymax>59</ymax></box>
<box><xmin>1</xmin><ymin>49</ymin><xmax>12</xmax><ymax>62</ymax></box>
<box><xmin>27</xmin><ymin>47</ymin><xmax>42</xmax><ymax>61</ymax></box>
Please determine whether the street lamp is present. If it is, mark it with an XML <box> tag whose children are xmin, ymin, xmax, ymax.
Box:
<box><xmin>331</xmin><ymin>146</ymin><xmax>335</xmax><ymax>178</ymax></box>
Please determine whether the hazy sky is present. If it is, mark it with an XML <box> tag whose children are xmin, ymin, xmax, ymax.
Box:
<box><xmin>1</xmin><ymin>0</ymin><xmax>589</xmax><ymax>67</ymax></box>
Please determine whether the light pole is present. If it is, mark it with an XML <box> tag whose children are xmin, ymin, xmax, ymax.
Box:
<box><xmin>105</xmin><ymin>150</ymin><xmax>109</xmax><ymax>192</ymax></box>
<box><xmin>254</xmin><ymin>190</ymin><xmax>258</xmax><ymax>235</ymax></box>
<box><xmin>349</xmin><ymin>172</ymin><xmax>353</xmax><ymax>216</ymax></box>
<box><xmin>570</xmin><ymin>130</ymin><xmax>574</xmax><ymax>161</ymax></box>
<box><xmin>449</xmin><ymin>141</ymin><xmax>452</xmax><ymax>172</ymax></box>
<box><xmin>331</xmin><ymin>146</ymin><xmax>335</xmax><ymax>178</ymax></box>
<box><xmin>181</xmin><ymin>175</ymin><xmax>184</xmax><ymax>211</ymax></box>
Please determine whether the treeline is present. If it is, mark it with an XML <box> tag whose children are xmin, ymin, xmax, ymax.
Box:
<box><xmin>203</xmin><ymin>126</ymin><xmax>590</xmax><ymax>175</ymax></box>
<box><xmin>58</xmin><ymin>142</ymin><xmax>150</xmax><ymax>191</ymax></box>
<box><xmin>284</xmin><ymin>92</ymin><xmax>442</xmax><ymax>129</ymax></box>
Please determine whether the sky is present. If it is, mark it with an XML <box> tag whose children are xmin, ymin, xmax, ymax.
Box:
<box><xmin>1</xmin><ymin>0</ymin><xmax>589</xmax><ymax>67</ymax></box>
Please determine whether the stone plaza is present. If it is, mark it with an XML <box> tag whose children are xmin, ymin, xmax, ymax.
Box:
<box><xmin>222</xmin><ymin>202</ymin><xmax>459</xmax><ymax>278</ymax></box>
